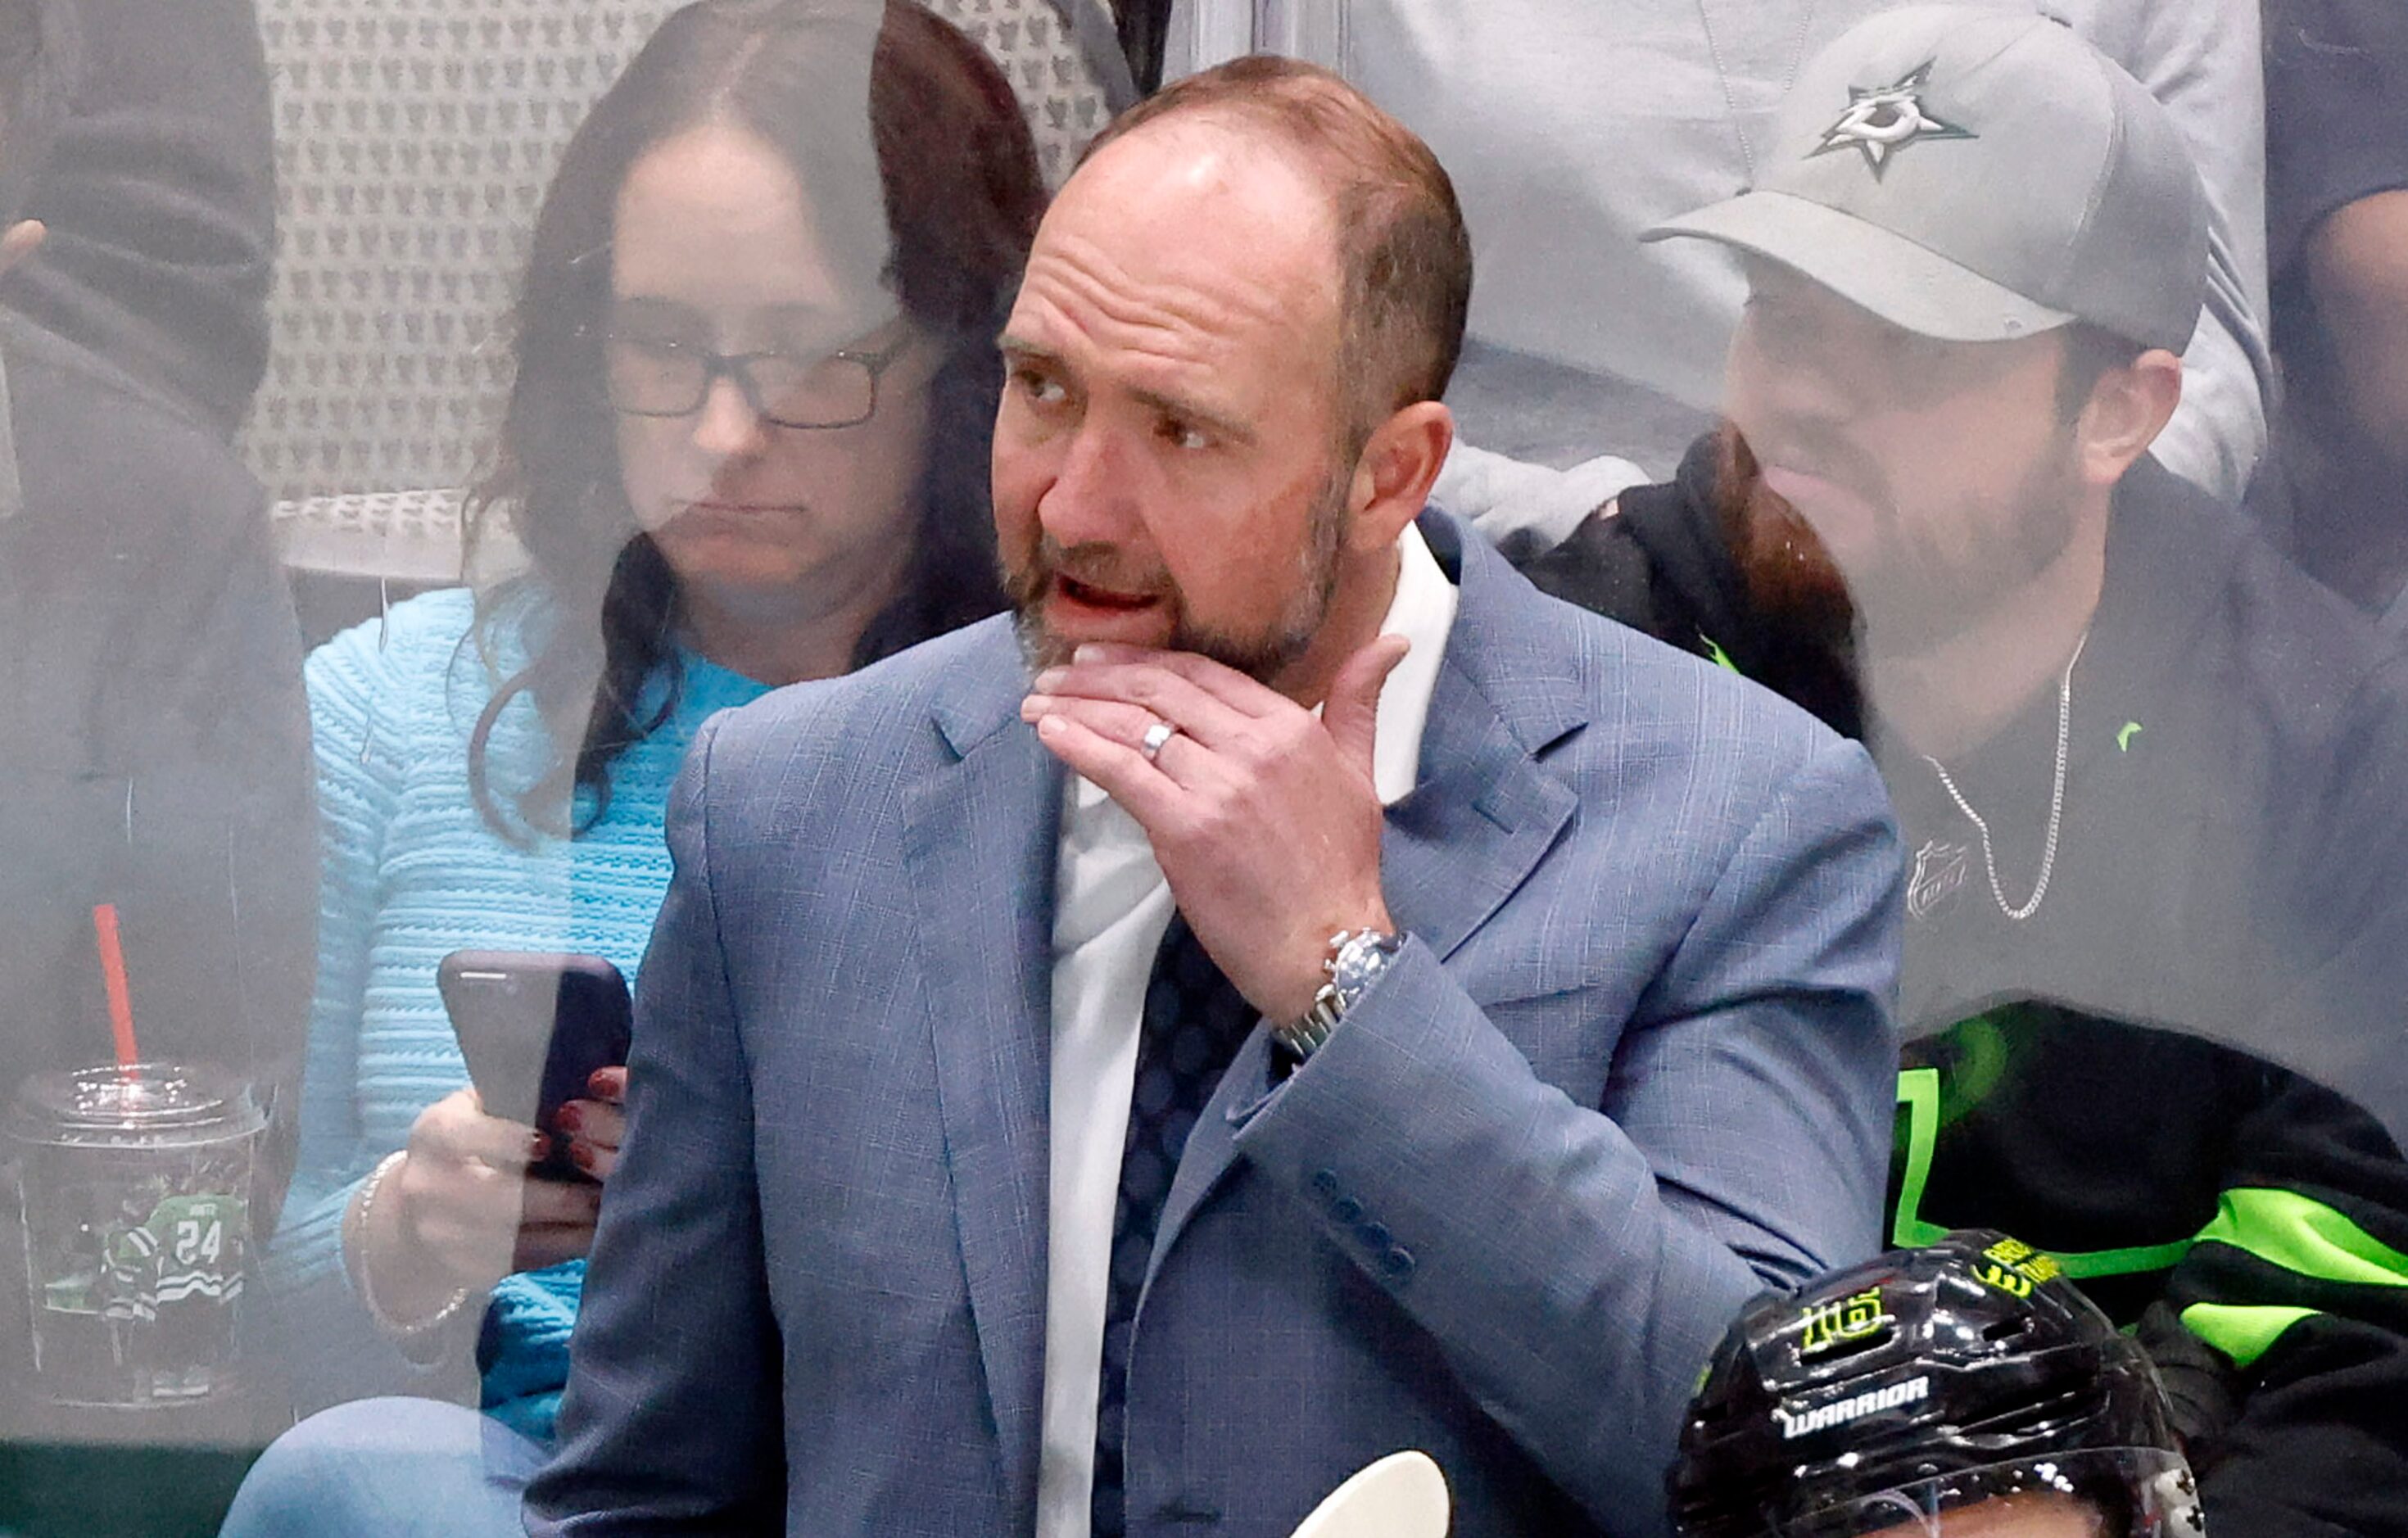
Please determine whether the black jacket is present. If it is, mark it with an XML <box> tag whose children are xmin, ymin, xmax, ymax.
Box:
<box><xmin>0</xmin><ymin>312</ymin><xmax>312</xmax><ymax>1436</ymax></box>
<box><xmin>1522</xmin><ymin>435</ymin><xmax>2408</xmax><ymax>1537</ymax></box>
<box><xmin>2</xmin><ymin>0</ymin><xmax>277</xmax><ymax>433</ymax></box>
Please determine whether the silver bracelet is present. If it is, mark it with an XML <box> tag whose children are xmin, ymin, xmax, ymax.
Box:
<box><xmin>351</xmin><ymin>1150</ymin><xmax>473</xmax><ymax>1339</ymax></box>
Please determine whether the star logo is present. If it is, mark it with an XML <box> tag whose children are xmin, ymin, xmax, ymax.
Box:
<box><xmin>1810</xmin><ymin>61</ymin><xmax>1975</xmax><ymax>178</ymax></box>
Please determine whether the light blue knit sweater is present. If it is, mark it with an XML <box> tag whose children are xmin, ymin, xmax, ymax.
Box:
<box><xmin>257</xmin><ymin>586</ymin><xmax>766</xmax><ymax>1441</ymax></box>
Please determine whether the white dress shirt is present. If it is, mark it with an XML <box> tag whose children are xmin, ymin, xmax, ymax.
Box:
<box><xmin>1034</xmin><ymin>525</ymin><xmax>1459</xmax><ymax>1538</ymax></box>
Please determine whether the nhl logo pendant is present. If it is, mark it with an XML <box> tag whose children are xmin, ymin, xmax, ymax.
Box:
<box><xmin>1908</xmin><ymin>839</ymin><xmax>1971</xmax><ymax>921</ymax></box>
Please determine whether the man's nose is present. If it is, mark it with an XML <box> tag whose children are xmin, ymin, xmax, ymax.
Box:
<box><xmin>1757</xmin><ymin>343</ymin><xmax>1863</xmax><ymax>431</ymax></box>
<box><xmin>1033</xmin><ymin>418</ymin><xmax>1138</xmax><ymax>547</ymax></box>
<box><xmin>691</xmin><ymin>373</ymin><xmax>770</xmax><ymax>460</ymax></box>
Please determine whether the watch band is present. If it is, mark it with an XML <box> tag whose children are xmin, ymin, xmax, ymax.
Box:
<box><xmin>1272</xmin><ymin>928</ymin><xmax>1401</xmax><ymax>1061</ymax></box>
<box><xmin>1274</xmin><ymin>983</ymin><xmax>1346</xmax><ymax>1060</ymax></box>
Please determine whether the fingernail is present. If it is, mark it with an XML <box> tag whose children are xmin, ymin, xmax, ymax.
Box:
<box><xmin>1037</xmin><ymin>714</ymin><xmax>1067</xmax><ymax>736</ymax></box>
<box><xmin>529</xmin><ymin>1133</ymin><xmax>551</xmax><ymax>1158</ymax></box>
<box><xmin>1034</xmin><ymin>667</ymin><xmax>1066</xmax><ymax>690</ymax></box>
<box><xmin>1020</xmin><ymin>696</ymin><xmax>1048</xmax><ymax>721</ymax></box>
<box><xmin>554</xmin><ymin>1105</ymin><xmax>582</xmax><ymax>1133</ymax></box>
<box><xmin>586</xmin><ymin>1069</ymin><xmax>614</xmax><ymax>1096</ymax></box>
<box><xmin>1071</xmin><ymin>645</ymin><xmax>1104</xmax><ymax>664</ymax></box>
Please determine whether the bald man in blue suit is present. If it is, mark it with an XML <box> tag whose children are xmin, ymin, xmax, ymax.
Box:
<box><xmin>530</xmin><ymin>57</ymin><xmax>1902</xmax><ymax>1538</ymax></box>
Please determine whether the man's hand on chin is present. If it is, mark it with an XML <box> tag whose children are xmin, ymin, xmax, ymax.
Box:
<box><xmin>1021</xmin><ymin>635</ymin><xmax>1410</xmax><ymax>1021</ymax></box>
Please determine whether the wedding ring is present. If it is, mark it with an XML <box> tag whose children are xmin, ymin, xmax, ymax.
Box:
<box><xmin>1140</xmin><ymin>720</ymin><xmax>1179</xmax><ymax>762</ymax></box>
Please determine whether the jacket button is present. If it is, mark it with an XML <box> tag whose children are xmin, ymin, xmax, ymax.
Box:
<box><xmin>1333</xmin><ymin>1196</ymin><xmax>1364</xmax><ymax>1225</ymax></box>
<box><xmin>1356</xmin><ymin>1221</ymin><xmax>1392</xmax><ymax>1252</ymax></box>
<box><xmin>1382</xmin><ymin>1246</ymin><xmax>1416</xmax><ymax>1279</ymax></box>
<box><xmin>1310</xmin><ymin>1169</ymin><xmax>1341</xmax><ymax>1201</ymax></box>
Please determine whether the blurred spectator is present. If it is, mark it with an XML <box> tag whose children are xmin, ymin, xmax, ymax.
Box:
<box><xmin>0</xmin><ymin>0</ymin><xmax>310</xmax><ymax>1522</ymax></box>
<box><xmin>1</xmin><ymin>0</ymin><xmax>274</xmax><ymax>435</ymax></box>
<box><xmin>1517</xmin><ymin>11</ymin><xmax>2408</xmax><ymax>1533</ymax></box>
<box><xmin>1159</xmin><ymin>0</ymin><xmax>2273</xmax><ymax>532</ymax></box>
<box><xmin>219</xmin><ymin>3</ymin><xmax>1039</xmax><ymax>1533</ymax></box>
<box><xmin>2253</xmin><ymin>0</ymin><xmax>2408</xmax><ymax>629</ymax></box>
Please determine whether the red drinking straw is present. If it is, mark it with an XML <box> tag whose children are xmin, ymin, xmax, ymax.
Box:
<box><xmin>92</xmin><ymin>903</ymin><xmax>141</xmax><ymax>1069</ymax></box>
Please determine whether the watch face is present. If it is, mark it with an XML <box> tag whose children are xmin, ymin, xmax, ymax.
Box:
<box><xmin>1330</xmin><ymin>932</ymin><xmax>1401</xmax><ymax>1000</ymax></box>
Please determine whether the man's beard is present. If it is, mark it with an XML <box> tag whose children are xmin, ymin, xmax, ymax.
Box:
<box><xmin>1002</xmin><ymin>464</ymin><xmax>1351</xmax><ymax>684</ymax></box>
<box><xmin>1720</xmin><ymin>419</ymin><xmax>2084</xmax><ymax>654</ymax></box>
<box><xmin>1715</xmin><ymin>423</ymin><xmax>1858</xmax><ymax>651</ymax></box>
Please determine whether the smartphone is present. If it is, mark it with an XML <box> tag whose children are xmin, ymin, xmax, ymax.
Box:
<box><xmin>437</xmin><ymin>951</ymin><xmax>632</xmax><ymax>1183</ymax></box>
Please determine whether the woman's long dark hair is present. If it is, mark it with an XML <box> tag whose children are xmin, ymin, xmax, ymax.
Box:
<box><xmin>464</xmin><ymin>0</ymin><xmax>1042</xmax><ymax>841</ymax></box>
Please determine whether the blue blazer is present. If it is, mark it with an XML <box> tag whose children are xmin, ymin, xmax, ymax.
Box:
<box><xmin>528</xmin><ymin>514</ymin><xmax>1904</xmax><ymax>1538</ymax></box>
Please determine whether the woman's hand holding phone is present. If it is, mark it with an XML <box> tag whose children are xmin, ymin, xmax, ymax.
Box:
<box><xmin>352</xmin><ymin>1083</ymin><xmax>613</xmax><ymax>1323</ymax></box>
<box><xmin>554</xmin><ymin>1066</ymin><xmax>629</xmax><ymax>1180</ymax></box>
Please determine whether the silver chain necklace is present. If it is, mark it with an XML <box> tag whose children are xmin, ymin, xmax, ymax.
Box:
<box><xmin>1920</xmin><ymin>631</ymin><xmax>2089</xmax><ymax>923</ymax></box>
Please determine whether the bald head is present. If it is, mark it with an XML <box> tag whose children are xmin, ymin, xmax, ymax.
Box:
<box><xmin>1049</xmin><ymin>115</ymin><xmax>1342</xmax><ymax>382</ymax></box>
<box><xmin>1075</xmin><ymin>57</ymin><xmax>1472</xmax><ymax>447</ymax></box>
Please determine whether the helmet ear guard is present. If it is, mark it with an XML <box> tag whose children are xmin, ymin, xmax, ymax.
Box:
<box><xmin>1668</xmin><ymin>1230</ymin><xmax>2198</xmax><ymax>1538</ymax></box>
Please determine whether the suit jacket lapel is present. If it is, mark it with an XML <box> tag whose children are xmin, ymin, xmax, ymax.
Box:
<box><xmin>1148</xmin><ymin>518</ymin><xmax>1586</xmax><ymax>1282</ymax></box>
<box><xmin>901</xmin><ymin>638</ymin><xmax>1062</xmax><ymax>1524</ymax></box>
<box><xmin>1382</xmin><ymin>663</ymin><xmax>1582</xmax><ymax>961</ymax></box>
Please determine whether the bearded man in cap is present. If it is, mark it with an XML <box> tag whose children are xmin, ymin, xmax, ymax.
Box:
<box><xmin>1519</xmin><ymin>9</ymin><xmax>2408</xmax><ymax>1534</ymax></box>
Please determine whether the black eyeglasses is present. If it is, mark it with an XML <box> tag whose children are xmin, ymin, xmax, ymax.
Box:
<box><xmin>599</xmin><ymin>330</ymin><xmax>915</xmax><ymax>430</ymax></box>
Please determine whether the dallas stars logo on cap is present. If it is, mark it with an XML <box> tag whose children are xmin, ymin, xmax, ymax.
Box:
<box><xmin>1810</xmin><ymin>61</ymin><xmax>1974</xmax><ymax>178</ymax></box>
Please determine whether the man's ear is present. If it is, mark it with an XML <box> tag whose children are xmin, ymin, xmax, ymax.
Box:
<box><xmin>0</xmin><ymin>219</ymin><xmax>43</xmax><ymax>277</ymax></box>
<box><xmin>2076</xmin><ymin>347</ymin><xmax>2182</xmax><ymax>489</ymax></box>
<box><xmin>1346</xmin><ymin>399</ymin><xmax>1455</xmax><ymax>551</ymax></box>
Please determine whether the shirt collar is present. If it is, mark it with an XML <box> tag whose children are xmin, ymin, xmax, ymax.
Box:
<box><xmin>1370</xmin><ymin>520</ymin><xmax>1458</xmax><ymax>805</ymax></box>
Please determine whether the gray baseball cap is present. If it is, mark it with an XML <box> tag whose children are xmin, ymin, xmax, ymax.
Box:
<box><xmin>1644</xmin><ymin>5</ymin><xmax>2209</xmax><ymax>352</ymax></box>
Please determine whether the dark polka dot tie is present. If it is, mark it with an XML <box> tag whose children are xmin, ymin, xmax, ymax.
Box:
<box><xmin>1089</xmin><ymin>914</ymin><xmax>1256</xmax><ymax>1537</ymax></box>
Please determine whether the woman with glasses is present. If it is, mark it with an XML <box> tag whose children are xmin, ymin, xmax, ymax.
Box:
<box><xmin>222</xmin><ymin>3</ymin><xmax>1043</xmax><ymax>1531</ymax></box>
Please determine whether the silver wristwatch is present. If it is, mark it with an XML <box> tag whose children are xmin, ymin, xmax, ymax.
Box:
<box><xmin>1273</xmin><ymin>927</ymin><xmax>1404</xmax><ymax>1061</ymax></box>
